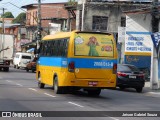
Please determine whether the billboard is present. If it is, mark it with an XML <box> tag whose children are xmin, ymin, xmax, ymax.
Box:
<box><xmin>125</xmin><ymin>32</ymin><xmax>153</xmax><ymax>53</ymax></box>
<box><xmin>124</xmin><ymin>31</ymin><xmax>153</xmax><ymax>80</ymax></box>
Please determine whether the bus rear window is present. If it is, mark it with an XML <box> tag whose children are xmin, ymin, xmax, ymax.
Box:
<box><xmin>74</xmin><ymin>33</ymin><xmax>114</xmax><ymax>57</ymax></box>
<box><xmin>22</xmin><ymin>56</ymin><xmax>31</xmax><ymax>59</ymax></box>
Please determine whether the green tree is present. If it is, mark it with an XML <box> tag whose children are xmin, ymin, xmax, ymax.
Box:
<box><xmin>12</xmin><ymin>12</ymin><xmax>26</xmax><ymax>24</ymax></box>
<box><xmin>1</xmin><ymin>12</ymin><xmax>14</xmax><ymax>18</ymax></box>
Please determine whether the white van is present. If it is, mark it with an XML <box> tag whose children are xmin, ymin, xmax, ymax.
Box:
<box><xmin>13</xmin><ymin>52</ymin><xmax>33</xmax><ymax>69</ymax></box>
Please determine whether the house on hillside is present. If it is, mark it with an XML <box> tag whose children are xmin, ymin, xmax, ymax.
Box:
<box><xmin>0</xmin><ymin>17</ymin><xmax>32</xmax><ymax>53</ymax></box>
<box><xmin>0</xmin><ymin>23</ymin><xmax>26</xmax><ymax>53</ymax></box>
<box><xmin>21</xmin><ymin>2</ymin><xmax>76</xmax><ymax>52</ymax></box>
<box><xmin>0</xmin><ymin>18</ymin><xmax>14</xmax><ymax>24</ymax></box>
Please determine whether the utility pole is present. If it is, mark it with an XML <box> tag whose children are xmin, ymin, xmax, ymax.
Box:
<box><xmin>37</xmin><ymin>0</ymin><xmax>41</xmax><ymax>51</ymax></box>
<box><xmin>150</xmin><ymin>0</ymin><xmax>159</xmax><ymax>89</ymax></box>
<box><xmin>81</xmin><ymin>1</ymin><xmax>85</xmax><ymax>31</ymax></box>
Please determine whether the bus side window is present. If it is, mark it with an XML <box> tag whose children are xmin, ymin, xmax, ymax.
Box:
<box><xmin>58</xmin><ymin>39</ymin><xmax>64</xmax><ymax>57</ymax></box>
<box><xmin>50</xmin><ymin>41</ymin><xmax>55</xmax><ymax>56</ymax></box>
<box><xmin>56</xmin><ymin>40</ymin><xmax>61</xmax><ymax>56</ymax></box>
<box><xmin>62</xmin><ymin>39</ymin><xmax>68</xmax><ymax>57</ymax></box>
<box><xmin>52</xmin><ymin>40</ymin><xmax>58</xmax><ymax>56</ymax></box>
<box><xmin>46</xmin><ymin>41</ymin><xmax>52</xmax><ymax>56</ymax></box>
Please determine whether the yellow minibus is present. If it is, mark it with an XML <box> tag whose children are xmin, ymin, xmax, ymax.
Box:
<box><xmin>36</xmin><ymin>31</ymin><xmax>117</xmax><ymax>96</ymax></box>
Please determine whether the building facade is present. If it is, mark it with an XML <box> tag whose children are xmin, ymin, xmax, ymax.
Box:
<box><xmin>76</xmin><ymin>0</ymin><xmax>152</xmax><ymax>33</ymax></box>
<box><xmin>21</xmin><ymin>2</ymin><xmax>76</xmax><ymax>52</ymax></box>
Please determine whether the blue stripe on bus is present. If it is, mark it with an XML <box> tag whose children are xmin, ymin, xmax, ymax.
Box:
<box><xmin>38</xmin><ymin>57</ymin><xmax>117</xmax><ymax>69</ymax></box>
<box><xmin>38</xmin><ymin>57</ymin><xmax>68</xmax><ymax>67</ymax></box>
<box><xmin>68</xmin><ymin>58</ymin><xmax>117</xmax><ymax>69</ymax></box>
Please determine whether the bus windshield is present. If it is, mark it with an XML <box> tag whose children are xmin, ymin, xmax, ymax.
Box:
<box><xmin>74</xmin><ymin>33</ymin><xmax>114</xmax><ymax>57</ymax></box>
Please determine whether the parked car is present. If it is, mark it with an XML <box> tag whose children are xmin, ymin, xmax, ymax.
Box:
<box><xmin>26</xmin><ymin>57</ymin><xmax>37</xmax><ymax>72</ymax></box>
<box><xmin>139</xmin><ymin>67</ymin><xmax>150</xmax><ymax>81</ymax></box>
<box><xmin>13</xmin><ymin>52</ymin><xmax>33</xmax><ymax>69</ymax></box>
<box><xmin>117</xmin><ymin>64</ymin><xmax>145</xmax><ymax>93</ymax></box>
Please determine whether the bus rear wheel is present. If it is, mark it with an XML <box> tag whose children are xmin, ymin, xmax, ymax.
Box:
<box><xmin>38</xmin><ymin>73</ymin><xmax>45</xmax><ymax>89</ymax></box>
<box><xmin>54</xmin><ymin>76</ymin><xmax>63</xmax><ymax>94</ymax></box>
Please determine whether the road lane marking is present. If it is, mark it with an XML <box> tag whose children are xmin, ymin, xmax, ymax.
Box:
<box><xmin>6</xmin><ymin>80</ymin><xmax>13</xmax><ymax>83</ymax></box>
<box><xmin>16</xmin><ymin>83</ymin><xmax>23</xmax><ymax>87</ymax></box>
<box><xmin>103</xmin><ymin>115</ymin><xmax>119</xmax><ymax>120</ymax></box>
<box><xmin>44</xmin><ymin>93</ymin><xmax>56</xmax><ymax>97</ymax></box>
<box><xmin>28</xmin><ymin>88</ymin><xmax>37</xmax><ymax>92</ymax></box>
<box><xmin>109</xmin><ymin>117</ymin><xmax>119</xmax><ymax>120</ymax></box>
<box><xmin>68</xmin><ymin>102</ymin><xmax>84</xmax><ymax>108</ymax></box>
<box><xmin>148</xmin><ymin>92</ymin><xmax>160</xmax><ymax>95</ymax></box>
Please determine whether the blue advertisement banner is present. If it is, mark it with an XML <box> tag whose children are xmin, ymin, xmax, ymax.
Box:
<box><xmin>124</xmin><ymin>55</ymin><xmax>151</xmax><ymax>68</ymax></box>
<box><xmin>124</xmin><ymin>55</ymin><xmax>151</xmax><ymax>80</ymax></box>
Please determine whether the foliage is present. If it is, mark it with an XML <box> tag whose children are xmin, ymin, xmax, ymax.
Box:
<box><xmin>12</xmin><ymin>12</ymin><xmax>26</xmax><ymax>24</ymax></box>
<box><xmin>1</xmin><ymin>12</ymin><xmax>14</xmax><ymax>18</ymax></box>
<box><xmin>67</xmin><ymin>0</ymin><xmax>76</xmax><ymax>5</ymax></box>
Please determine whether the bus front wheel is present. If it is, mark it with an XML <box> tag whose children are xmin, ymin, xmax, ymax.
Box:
<box><xmin>38</xmin><ymin>73</ymin><xmax>45</xmax><ymax>89</ymax></box>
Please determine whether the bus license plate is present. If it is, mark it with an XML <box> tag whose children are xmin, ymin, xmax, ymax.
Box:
<box><xmin>88</xmin><ymin>81</ymin><xmax>98</xmax><ymax>86</ymax></box>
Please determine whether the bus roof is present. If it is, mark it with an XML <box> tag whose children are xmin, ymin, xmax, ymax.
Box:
<box><xmin>42</xmin><ymin>31</ymin><xmax>72</xmax><ymax>40</ymax></box>
<box><xmin>42</xmin><ymin>31</ymin><xmax>113</xmax><ymax>41</ymax></box>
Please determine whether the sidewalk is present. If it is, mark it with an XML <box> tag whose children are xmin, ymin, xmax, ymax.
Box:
<box><xmin>144</xmin><ymin>81</ymin><xmax>160</xmax><ymax>93</ymax></box>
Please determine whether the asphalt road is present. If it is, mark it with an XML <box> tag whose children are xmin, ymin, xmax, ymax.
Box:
<box><xmin>0</xmin><ymin>67</ymin><xmax>160</xmax><ymax>120</ymax></box>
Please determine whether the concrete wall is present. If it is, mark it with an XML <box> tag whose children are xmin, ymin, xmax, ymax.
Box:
<box><xmin>81</xmin><ymin>5</ymin><xmax>121</xmax><ymax>32</ymax></box>
<box><xmin>126</xmin><ymin>14</ymin><xmax>152</xmax><ymax>32</ymax></box>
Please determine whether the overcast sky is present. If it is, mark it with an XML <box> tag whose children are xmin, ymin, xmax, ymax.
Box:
<box><xmin>0</xmin><ymin>0</ymin><xmax>68</xmax><ymax>17</ymax></box>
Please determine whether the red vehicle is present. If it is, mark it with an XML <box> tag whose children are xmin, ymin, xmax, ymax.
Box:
<box><xmin>26</xmin><ymin>57</ymin><xmax>37</xmax><ymax>72</ymax></box>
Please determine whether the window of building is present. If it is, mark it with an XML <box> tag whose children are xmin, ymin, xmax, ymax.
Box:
<box><xmin>121</xmin><ymin>16</ymin><xmax>126</xmax><ymax>27</ymax></box>
<box><xmin>92</xmin><ymin>16</ymin><xmax>108</xmax><ymax>31</ymax></box>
